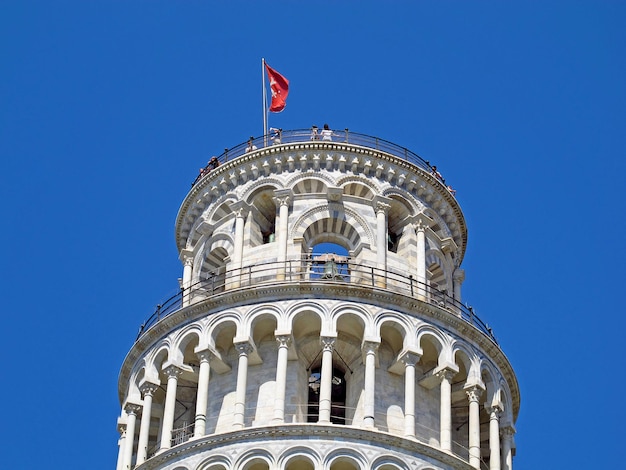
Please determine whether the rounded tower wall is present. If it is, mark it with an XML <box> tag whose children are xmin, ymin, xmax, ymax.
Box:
<box><xmin>117</xmin><ymin>132</ymin><xmax>519</xmax><ymax>470</ymax></box>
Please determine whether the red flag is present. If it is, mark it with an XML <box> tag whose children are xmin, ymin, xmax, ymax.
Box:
<box><xmin>265</xmin><ymin>63</ymin><xmax>289</xmax><ymax>112</ymax></box>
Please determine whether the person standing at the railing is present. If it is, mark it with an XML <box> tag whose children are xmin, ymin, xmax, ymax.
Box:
<box><xmin>270</xmin><ymin>127</ymin><xmax>282</xmax><ymax>145</ymax></box>
<box><xmin>207</xmin><ymin>156</ymin><xmax>220</xmax><ymax>171</ymax></box>
<box><xmin>431</xmin><ymin>165</ymin><xmax>444</xmax><ymax>182</ymax></box>
<box><xmin>245</xmin><ymin>137</ymin><xmax>257</xmax><ymax>153</ymax></box>
<box><xmin>310</xmin><ymin>125</ymin><xmax>319</xmax><ymax>140</ymax></box>
<box><xmin>320</xmin><ymin>123</ymin><xmax>334</xmax><ymax>141</ymax></box>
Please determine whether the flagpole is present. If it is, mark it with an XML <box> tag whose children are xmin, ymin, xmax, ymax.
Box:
<box><xmin>262</xmin><ymin>58</ymin><xmax>268</xmax><ymax>144</ymax></box>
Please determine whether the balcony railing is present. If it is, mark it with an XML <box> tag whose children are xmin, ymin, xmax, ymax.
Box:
<box><xmin>135</xmin><ymin>257</ymin><xmax>497</xmax><ymax>346</ymax></box>
<box><xmin>191</xmin><ymin>129</ymin><xmax>442</xmax><ymax>187</ymax></box>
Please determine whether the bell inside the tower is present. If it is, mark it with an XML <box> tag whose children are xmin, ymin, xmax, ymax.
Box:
<box><xmin>307</xmin><ymin>366</ymin><xmax>347</xmax><ymax>425</ymax></box>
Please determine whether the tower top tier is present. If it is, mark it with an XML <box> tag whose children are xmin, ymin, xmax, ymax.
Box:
<box><xmin>176</xmin><ymin>128</ymin><xmax>467</xmax><ymax>262</ymax></box>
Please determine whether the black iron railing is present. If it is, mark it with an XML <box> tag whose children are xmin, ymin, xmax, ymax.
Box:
<box><xmin>136</xmin><ymin>257</ymin><xmax>497</xmax><ymax>346</ymax></box>
<box><xmin>191</xmin><ymin>129</ymin><xmax>444</xmax><ymax>186</ymax></box>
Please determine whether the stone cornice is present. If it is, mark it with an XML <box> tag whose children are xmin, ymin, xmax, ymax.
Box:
<box><xmin>134</xmin><ymin>424</ymin><xmax>474</xmax><ymax>470</ymax></box>
<box><xmin>119</xmin><ymin>282</ymin><xmax>520</xmax><ymax>421</ymax></box>
<box><xmin>175</xmin><ymin>141</ymin><xmax>467</xmax><ymax>262</ymax></box>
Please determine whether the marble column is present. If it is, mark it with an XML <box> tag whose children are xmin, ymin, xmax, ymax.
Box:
<box><xmin>159</xmin><ymin>365</ymin><xmax>183</xmax><ymax>451</ymax></box>
<box><xmin>136</xmin><ymin>382</ymin><xmax>159</xmax><ymax>464</ymax></box>
<box><xmin>273</xmin><ymin>193</ymin><xmax>290</xmax><ymax>280</ymax></box>
<box><xmin>501</xmin><ymin>425</ymin><xmax>515</xmax><ymax>470</ymax></box>
<box><xmin>416</xmin><ymin>221</ymin><xmax>427</xmax><ymax>300</ymax></box>
<box><xmin>400</xmin><ymin>352</ymin><xmax>420</xmax><ymax>438</ymax></box>
<box><xmin>116</xmin><ymin>422</ymin><xmax>126</xmax><ymax>470</ymax></box>
<box><xmin>318</xmin><ymin>336</ymin><xmax>336</xmax><ymax>424</ymax></box>
<box><xmin>273</xmin><ymin>334</ymin><xmax>292</xmax><ymax>423</ymax></box>
<box><xmin>194</xmin><ymin>349</ymin><xmax>212</xmax><ymax>438</ymax></box>
<box><xmin>231</xmin><ymin>205</ymin><xmax>247</xmax><ymax>288</ymax></box>
<box><xmin>233</xmin><ymin>342</ymin><xmax>253</xmax><ymax>429</ymax></box>
<box><xmin>487</xmin><ymin>406</ymin><xmax>502</xmax><ymax>470</ymax></box>
<box><xmin>363</xmin><ymin>341</ymin><xmax>379</xmax><ymax>428</ymax></box>
<box><xmin>122</xmin><ymin>403</ymin><xmax>141</xmax><ymax>470</ymax></box>
<box><xmin>181</xmin><ymin>254</ymin><xmax>193</xmax><ymax>307</ymax></box>
<box><xmin>375</xmin><ymin>202</ymin><xmax>390</xmax><ymax>287</ymax></box>
<box><xmin>436</xmin><ymin>368</ymin><xmax>456</xmax><ymax>452</ymax></box>
<box><xmin>466</xmin><ymin>386</ymin><xmax>484</xmax><ymax>469</ymax></box>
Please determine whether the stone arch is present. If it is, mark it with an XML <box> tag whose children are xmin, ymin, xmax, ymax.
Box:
<box><xmin>207</xmin><ymin>197</ymin><xmax>238</xmax><ymax>225</ymax></box>
<box><xmin>241</xmin><ymin>177</ymin><xmax>284</xmax><ymax>202</ymax></box>
<box><xmin>371</xmin><ymin>455</ymin><xmax>410</xmax><ymax>470</ymax></box>
<box><xmin>171</xmin><ymin>324</ymin><xmax>202</xmax><ymax>362</ymax></box>
<box><xmin>236</xmin><ymin>449</ymin><xmax>274</xmax><ymax>470</ymax></box>
<box><xmin>331</xmin><ymin>304</ymin><xmax>370</xmax><ymax>339</ymax></box>
<box><xmin>336</xmin><ymin>174</ymin><xmax>382</xmax><ymax>196</ymax></box>
<box><xmin>452</xmin><ymin>342</ymin><xmax>474</xmax><ymax>379</ymax></box>
<box><xmin>197</xmin><ymin>455</ymin><xmax>231</xmax><ymax>470</ymax></box>
<box><xmin>422</xmin><ymin>208</ymin><xmax>451</xmax><ymax>239</ymax></box>
<box><xmin>290</xmin><ymin>175</ymin><xmax>331</xmax><ymax>196</ymax></box>
<box><xmin>499</xmin><ymin>378</ymin><xmax>514</xmax><ymax>424</ymax></box>
<box><xmin>342</xmin><ymin>181</ymin><xmax>376</xmax><ymax>200</ymax></box>
<box><xmin>243</xmin><ymin>184</ymin><xmax>280</xmax><ymax>247</ymax></box>
<box><xmin>207</xmin><ymin>315</ymin><xmax>240</xmax><ymax>357</ymax></box>
<box><xmin>245</xmin><ymin>305</ymin><xmax>282</xmax><ymax>343</ymax></box>
<box><xmin>480</xmin><ymin>360</ymin><xmax>502</xmax><ymax>407</ymax></box>
<box><xmin>195</xmin><ymin>234</ymin><xmax>233</xmax><ymax>280</ymax></box>
<box><xmin>279</xmin><ymin>446</ymin><xmax>321</xmax><ymax>470</ymax></box>
<box><xmin>288</xmin><ymin>302</ymin><xmax>327</xmax><ymax>338</ymax></box>
<box><xmin>326</xmin><ymin>448</ymin><xmax>366</xmax><ymax>470</ymax></box>
<box><xmin>425</xmin><ymin>249</ymin><xmax>452</xmax><ymax>296</ymax></box>
<box><xmin>415</xmin><ymin>326</ymin><xmax>448</xmax><ymax>366</ymax></box>
<box><xmin>291</xmin><ymin>205</ymin><xmax>374</xmax><ymax>252</ymax></box>
<box><xmin>376</xmin><ymin>313</ymin><xmax>413</xmax><ymax>355</ymax></box>
<box><xmin>385</xmin><ymin>193</ymin><xmax>418</xmax><ymax>253</ymax></box>
<box><xmin>144</xmin><ymin>342</ymin><xmax>172</xmax><ymax>381</ymax></box>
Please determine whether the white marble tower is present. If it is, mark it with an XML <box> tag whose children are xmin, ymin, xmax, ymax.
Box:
<box><xmin>116</xmin><ymin>129</ymin><xmax>519</xmax><ymax>470</ymax></box>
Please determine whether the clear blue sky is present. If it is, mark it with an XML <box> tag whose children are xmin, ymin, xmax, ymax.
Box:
<box><xmin>1</xmin><ymin>2</ymin><xmax>624</xmax><ymax>468</ymax></box>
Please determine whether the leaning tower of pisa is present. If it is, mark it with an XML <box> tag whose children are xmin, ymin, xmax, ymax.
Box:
<box><xmin>116</xmin><ymin>129</ymin><xmax>519</xmax><ymax>470</ymax></box>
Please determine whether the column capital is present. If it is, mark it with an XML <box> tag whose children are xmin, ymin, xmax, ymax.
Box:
<box><xmin>413</xmin><ymin>213</ymin><xmax>432</xmax><ymax>232</ymax></box>
<box><xmin>486</xmin><ymin>404</ymin><xmax>503</xmax><ymax>417</ymax></box>
<box><xmin>195</xmin><ymin>348</ymin><xmax>214</xmax><ymax>363</ymax></box>
<box><xmin>399</xmin><ymin>351</ymin><xmax>421</xmax><ymax>367</ymax></box>
<box><xmin>139</xmin><ymin>381</ymin><xmax>159</xmax><ymax>397</ymax></box>
<box><xmin>465</xmin><ymin>384</ymin><xmax>484</xmax><ymax>403</ymax></box>
<box><xmin>362</xmin><ymin>339</ymin><xmax>380</xmax><ymax>354</ymax></box>
<box><xmin>162</xmin><ymin>364</ymin><xmax>184</xmax><ymax>379</ymax></box>
<box><xmin>124</xmin><ymin>402</ymin><xmax>142</xmax><ymax>416</ymax></box>
<box><xmin>234</xmin><ymin>341</ymin><xmax>254</xmax><ymax>356</ymax></box>
<box><xmin>453</xmin><ymin>268</ymin><xmax>465</xmax><ymax>282</ymax></box>
<box><xmin>117</xmin><ymin>417</ymin><xmax>127</xmax><ymax>434</ymax></box>
<box><xmin>320</xmin><ymin>336</ymin><xmax>336</xmax><ymax>352</ymax></box>
<box><xmin>435</xmin><ymin>367</ymin><xmax>457</xmax><ymax>382</ymax></box>
<box><xmin>374</xmin><ymin>201</ymin><xmax>391</xmax><ymax>216</ymax></box>
<box><xmin>501</xmin><ymin>425</ymin><xmax>516</xmax><ymax>437</ymax></box>
<box><xmin>180</xmin><ymin>248</ymin><xmax>194</xmax><ymax>266</ymax></box>
<box><xmin>273</xmin><ymin>189</ymin><xmax>293</xmax><ymax>207</ymax></box>
<box><xmin>275</xmin><ymin>334</ymin><xmax>292</xmax><ymax>348</ymax></box>
<box><xmin>231</xmin><ymin>201</ymin><xmax>249</xmax><ymax>219</ymax></box>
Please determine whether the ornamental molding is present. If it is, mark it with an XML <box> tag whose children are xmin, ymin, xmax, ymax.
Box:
<box><xmin>176</xmin><ymin>142</ymin><xmax>467</xmax><ymax>258</ymax></box>
<box><xmin>134</xmin><ymin>424</ymin><xmax>470</xmax><ymax>470</ymax></box>
<box><xmin>119</xmin><ymin>282</ymin><xmax>520</xmax><ymax>420</ymax></box>
<box><xmin>289</xmin><ymin>203</ymin><xmax>375</xmax><ymax>249</ymax></box>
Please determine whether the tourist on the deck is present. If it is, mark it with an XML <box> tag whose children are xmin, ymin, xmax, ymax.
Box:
<box><xmin>320</xmin><ymin>123</ymin><xmax>333</xmax><ymax>141</ymax></box>
<box><xmin>245</xmin><ymin>137</ymin><xmax>257</xmax><ymax>153</ymax></box>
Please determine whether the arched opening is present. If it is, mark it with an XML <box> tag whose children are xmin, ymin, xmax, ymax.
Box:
<box><xmin>307</xmin><ymin>365</ymin><xmax>347</xmax><ymax>425</ymax></box>
<box><xmin>387</xmin><ymin>196</ymin><xmax>413</xmax><ymax>254</ymax></box>
<box><xmin>310</xmin><ymin>242</ymin><xmax>350</xmax><ymax>281</ymax></box>
<box><xmin>246</xmin><ymin>188</ymin><xmax>276</xmax><ymax>247</ymax></box>
<box><xmin>285</xmin><ymin>459</ymin><xmax>316</xmax><ymax>470</ymax></box>
<box><xmin>199</xmin><ymin>246</ymin><xmax>229</xmax><ymax>294</ymax></box>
